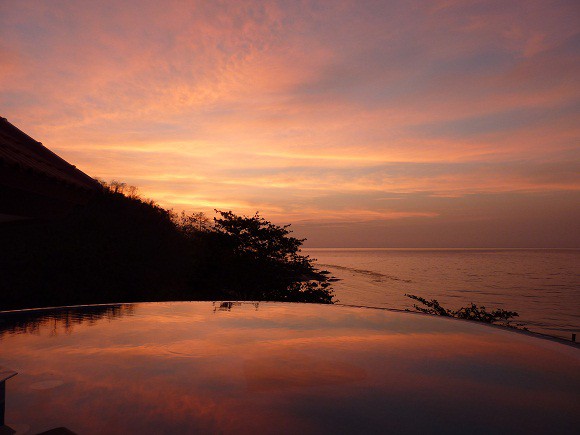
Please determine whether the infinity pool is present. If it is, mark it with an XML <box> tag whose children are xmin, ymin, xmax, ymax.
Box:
<box><xmin>0</xmin><ymin>302</ymin><xmax>578</xmax><ymax>434</ymax></box>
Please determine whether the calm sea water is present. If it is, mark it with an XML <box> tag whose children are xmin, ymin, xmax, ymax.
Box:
<box><xmin>305</xmin><ymin>248</ymin><xmax>580</xmax><ymax>339</ymax></box>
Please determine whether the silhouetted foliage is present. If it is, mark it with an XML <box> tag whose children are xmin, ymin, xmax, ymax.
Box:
<box><xmin>405</xmin><ymin>294</ymin><xmax>526</xmax><ymax>329</ymax></box>
<box><xmin>176</xmin><ymin>210</ymin><xmax>211</xmax><ymax>235</ymax></box>
<box><xmin>0</xmin><ymin>181</ymin><xmax>333</xmax><ymax>310</ymax></box>
<box><xmin>177</xmin><ymin>209</ymin><xmax>333</xmax><ymax>303</ymax></box>
<box><xmin>0</xmin><ymin>183</ymin><xmax>192</xmax><ymax>310</ymax></box>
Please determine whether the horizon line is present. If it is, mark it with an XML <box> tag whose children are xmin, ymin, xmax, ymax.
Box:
<box><xmin>302</xmin><ymin>247</ymin><xmax>580</xmax><ymax>250</ymax></box>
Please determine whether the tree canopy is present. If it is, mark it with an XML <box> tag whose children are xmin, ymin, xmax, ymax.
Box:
<box><xmin>178</xmin><ymin>209</ymin><xmax>334</xmax><ymax>303</ymax></box>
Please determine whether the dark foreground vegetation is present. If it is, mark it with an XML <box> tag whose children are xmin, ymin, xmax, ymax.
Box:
<box><xmin>405</xmin><ymin>294</ymin><xmax>526</xmax><ymax>329</ymax></box>
<box><xmin>0</xmin><ymin>181</ymin><xmax>333</xmax><ymax>310</ymax></box>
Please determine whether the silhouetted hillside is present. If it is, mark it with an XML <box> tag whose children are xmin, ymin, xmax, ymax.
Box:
<box><xmin>0</xmin><ymin>183</ymin><xmax>333</xmax><ymax>310</ymax></box>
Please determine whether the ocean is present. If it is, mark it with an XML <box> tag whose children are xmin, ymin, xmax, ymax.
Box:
<box><xmin>305</xmin><ymin>248</ymin><xmax>580</xmax><ymax>339</ymax></box>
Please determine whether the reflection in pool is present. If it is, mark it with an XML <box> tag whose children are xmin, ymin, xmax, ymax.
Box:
<box><xmin>0</xmin><ymin>302</ymin><xmax>578</xmax><ymax>434</ymax></box>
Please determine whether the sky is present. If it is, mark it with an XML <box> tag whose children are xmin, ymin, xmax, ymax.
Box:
<box><xmin>1</xmin><ymin>0</ymin><xmax>579</xmax><ymax>247</ymax></box>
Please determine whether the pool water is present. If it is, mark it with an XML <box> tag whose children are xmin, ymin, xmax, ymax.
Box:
<box><xmin>0</xmin><ymin>302</ymin><xmax>579</xmax><ymax>434</ymax></box>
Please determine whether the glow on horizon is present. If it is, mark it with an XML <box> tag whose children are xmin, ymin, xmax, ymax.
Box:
<box><xmin>1</xmin><ymin>0</ymin><xmax>578</xmax><ymax>246</ymax></box>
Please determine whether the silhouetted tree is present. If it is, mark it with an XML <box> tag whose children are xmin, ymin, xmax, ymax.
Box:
<box><xmin>186</xmin><ymin>210</ymin><xmax>334</xmax><ymax>302</ymax></box>
<box><xmin>176</xmin><ymin>211</ymin><xmax>211</xmax><ymax>235</ymax></box>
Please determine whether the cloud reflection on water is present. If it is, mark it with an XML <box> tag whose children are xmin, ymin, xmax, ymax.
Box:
<box><xmin>1</xmin><ymin>302</ymin><xmax>578</xmax><ymax>434</ymax></box>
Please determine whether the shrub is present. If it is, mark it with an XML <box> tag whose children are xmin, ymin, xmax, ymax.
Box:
<box><xmin>405</xmin><ymin>294</ymin><xmax>526</xmax><ymax>329</ymax></box>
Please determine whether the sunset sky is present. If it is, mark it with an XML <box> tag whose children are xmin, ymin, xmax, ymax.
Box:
<box><xmin>1</xmin><ymin>0</ymin><xmax>578</xmax><ymax>247</ymax></box>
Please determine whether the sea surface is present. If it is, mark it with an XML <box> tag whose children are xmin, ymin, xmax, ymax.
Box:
<box><xmin>305</xmin><ymin>248</ymin><xmax>580</xmax><ymax>339</ymax></box>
